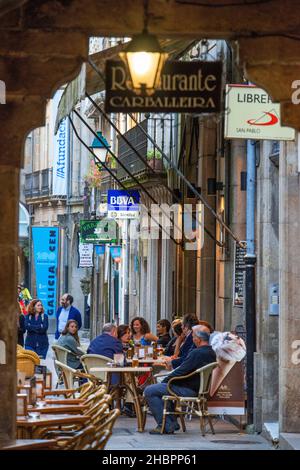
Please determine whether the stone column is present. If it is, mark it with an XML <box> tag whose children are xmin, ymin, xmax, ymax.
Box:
<box><xmin>254</xmin><ymin>141</ymin><xmax>279</xmax><ymax>431</ymax></box>
<box><xmin>146</xmin><ymin>239</ymin><xmax>158</xmax><ymax>333</ymax></box>
<box><xmin>160</xmin><ymin>238</ymin><xmax>173</xmax><ymax>319</ymax></box>
<box><xmin>224</xmin><ymin>139</ymin><xmax>247</xmax><ymax>331</ymax></box>
<box><xmin>197</xmin><ymin>118</ymin><xmax>217</xmax><ymax>326</ymax></box>
<box><xmin>279</xmin><ymin>139</ymin><xmax>300</xmax><ymax>433</ymax></box>
<box><xmin>0</xmin><ymin>164</ymin><xmax>19</xmax><ymax>441</ymax></box>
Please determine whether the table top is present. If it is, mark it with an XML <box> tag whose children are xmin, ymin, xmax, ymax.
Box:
<box><xmin>28</xmin><ymin>403</ymin><xmax>86</xmax><ymax>414</ymax></box>
<box><xmin>127</xmin><ymin>358</ymin><xmax>165</xmax><ymax>365</ymax></box>
<box><xmin>90</xmin><ymin>366</ymin><xmax>152</xmax><ymax>373</ymax></box>
<box><xmin>17</xmin><ymin>413</ymin><xmax>89</xmax><ymax>427</ymax></box>
<box><xmin>1</xmin><ymin>439</ymin><xmax>57</xmax><ymax>450</ymax></box>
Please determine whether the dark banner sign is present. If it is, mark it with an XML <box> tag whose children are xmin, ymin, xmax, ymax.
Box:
<box><xmin>105</xmin><ymin>60</ymin><xmax>222</xmax><ymax>113</ymax></box>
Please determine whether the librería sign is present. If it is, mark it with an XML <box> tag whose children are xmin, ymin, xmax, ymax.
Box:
<box><xmin>105</xmin><ymin>60</ymin><xmax>222</xmax><ymax>113</ymax></box>
<box><xmin>225</xmin><ymin>84</ymin><xmax>295</xmax><ymax>140</ymax></box>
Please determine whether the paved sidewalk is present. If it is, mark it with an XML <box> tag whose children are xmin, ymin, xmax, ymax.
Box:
<box><xmin>44</xmin><ymin>333</ymin><xmax>273</xmax><ymax>451</ymax></box>
<box><xmin>107</xmin><ymin>415</ymin><xmax>273</xmax><ymax>451</ymax></box>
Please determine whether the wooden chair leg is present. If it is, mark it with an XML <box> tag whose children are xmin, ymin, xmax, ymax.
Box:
<box><xmin>197</xmin><ymin>401</ymin><xmax>205</xmax><ymax>436</ymax></box>
<box><xmin>207</xmin><ymin>414</ymin><xmax>215</xmax><ymax>435</ymax></box>
<box><xmin>179</xmin><ymin>413</ymin><xmax>186</xmax><ymax>432</ymax></box>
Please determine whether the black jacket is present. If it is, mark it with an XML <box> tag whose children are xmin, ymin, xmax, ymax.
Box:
<box><xmin>163</xmin><ymin>345</ymin><xmax>216</xmax><ymax>393</ymax></box>
<box><xmin>157</xmin><ymin>333</ymin><xmax>171</xmax><ymax>348</ymax></box>
<box><xmin>171</xmin><ymin>332</ymin><xmax>195</xmax><ymax>368</ymax></box>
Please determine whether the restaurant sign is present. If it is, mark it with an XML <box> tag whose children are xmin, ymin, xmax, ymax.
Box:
<box><xmin>105</xmin><ymin>60</ymin><xmax>222</xmax><ymax>113</ymax></box>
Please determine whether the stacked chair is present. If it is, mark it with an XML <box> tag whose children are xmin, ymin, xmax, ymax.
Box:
<box><xmin>17</xmin><ymin>346</ymin><xmax>40</xmax><ymax>377</ymax></box>
<box><xmin>37</xmin><ymin>381</ymin><xmax>120</xmax><ymax>449</ymax></box>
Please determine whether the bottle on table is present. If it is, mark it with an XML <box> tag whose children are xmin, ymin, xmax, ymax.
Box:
<box><xmin>152</xmin><ymin>341</ymin><xmax>158</xmax><ymax>360</ymax></box>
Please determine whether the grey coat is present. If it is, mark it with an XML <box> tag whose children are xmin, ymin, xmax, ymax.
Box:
<box><xmin>57</xmin><ymin>333</ymin><xmax>83</xmax><ymax>369</ymax></box>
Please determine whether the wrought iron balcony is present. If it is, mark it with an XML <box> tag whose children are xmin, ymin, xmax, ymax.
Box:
<box><xmin>116</xmin><ymin>118</ymin><xmax>169</xmax><ymax>181</ymax></box>
<box><xmin>24</xmin><ymin>168</ymin><xmax>53</xmax><ymax>199</ymax></box>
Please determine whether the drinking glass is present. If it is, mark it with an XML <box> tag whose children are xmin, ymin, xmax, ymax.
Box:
<box><xmin>114</xmin><ymin>354</ymin><xmax>124</xmax><ymax>367</ymax></box>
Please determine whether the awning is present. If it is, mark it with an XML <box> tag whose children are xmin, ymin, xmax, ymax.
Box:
<box><xmin>55</xmin><ymin>39</ymin><xmax>197</xmax><ymax>133</ymax></box>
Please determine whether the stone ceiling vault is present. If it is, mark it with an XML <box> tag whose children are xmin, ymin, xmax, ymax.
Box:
<box><xmin>1</xmin><ymin>0</ymin><xmax>300</xmax><ymax>166</ymax></box>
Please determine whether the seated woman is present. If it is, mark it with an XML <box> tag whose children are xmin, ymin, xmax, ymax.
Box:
<box><xmin>117</xmin><ymin>324</ymin><xmax>131</xmax><ymax>352</ymax></box>
<box><xmin>56</xmin><ymin>319</ymin><xmax>83</xmax><ymax>369</ymax></box>
<box><xmin>130</xmin><ymin>316</ymin><xmax>158</xmax><ymax>346</ymax></box>
<box><xmin>164</xmin><ymin>319</ymin><xmax>183</xmax><ymax>357</ymax></box>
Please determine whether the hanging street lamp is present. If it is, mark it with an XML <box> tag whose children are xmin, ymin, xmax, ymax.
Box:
<box><xmin>119</xmin><ymin>31</ymin><xmax>168</xmax><ymax>95</ymax></box>
<box><xmin>119</xmin><ymin>1</ymin><xmax>168</xmax><ymax>95</ymax></box>
<box><xmin>89</xmin><ymin>131</ymin><xmax>111</xmax><ymax>165</ymax></box>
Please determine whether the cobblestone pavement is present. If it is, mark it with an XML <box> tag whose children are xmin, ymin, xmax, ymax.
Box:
<box><xmin>45</xmin><ymin>334</ymin><xmax>273</xmax><ymax>451</ymax></box>
<box><xmin>106</xmin><ymin>415</ymin><xmax>273</xmax><ymax>451</ymax></box>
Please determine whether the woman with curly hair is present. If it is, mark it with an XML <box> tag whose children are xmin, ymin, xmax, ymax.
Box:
<box><xmin>25</xmin><ymin>299</ymin><xmax>49</xmax><ymax>359</ymax></box>
<box><xmin>130</xmin><ymin>316</ymin><xmax>158</xmax><ymax>346</ymax></box>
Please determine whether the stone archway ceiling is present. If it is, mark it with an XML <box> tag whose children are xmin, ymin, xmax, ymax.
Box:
<box><xmin>0</xmin><ymin>0</ymin><xmax>28</xmax><ymax>17</ymax></box>
<box><xmin>1</xmin><ymin>0</ymin><xmax>300</xmax><ymax>167</ymax></box>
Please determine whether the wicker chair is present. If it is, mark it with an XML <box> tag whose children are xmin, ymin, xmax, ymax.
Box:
<box><xmin>54</xmin><ymin>360</ymin><xmax>101</xmax><ymax>393</ymax></box>
<box><xmin>54</xmin><ymin>425</ymin><xmax>97</xmax><ymax>450</ymax></box>
<box><xmin>161</xmin><ymin>362</ymin><xmax>218</xmax><ymax>436</ymax></box>
<box><xmin>17</xmin><ymin>350</ymin><xmax>40</xmax><ymax>377</ymax></box>
<box><xmin>80</xmin><ymin>354</ymin><xmax>112</xmax><ymax>383</ymax></box>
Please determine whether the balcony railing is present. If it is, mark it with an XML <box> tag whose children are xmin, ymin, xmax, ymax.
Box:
<box><xmin>24</xmin><ymin>168</ymin><xmax>53</xmax><ymax>199</ymax></box>
<box><xmin>117</xmin><ymin>120</ymin><xmax>148</xmax><ymax>180</ymax></box>
<box><xmin>41</xmin><ymin>168</ymin><xmax>52</xmax><ymax>195</ymax></box>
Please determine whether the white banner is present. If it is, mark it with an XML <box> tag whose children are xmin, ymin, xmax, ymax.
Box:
<box><xmin>78</xmin><ymin>243</ymin><xmax>94</xmax><ymax>268</ymax></box>
<box><xmin>53</xmin><ymin>117</ymin><xmax>69</xmax><ymax>195</ymax></box>
<box><xmin>225</xmin><ymin>85</ymin><xmax>295</xmax><ymax>141</ymax></box>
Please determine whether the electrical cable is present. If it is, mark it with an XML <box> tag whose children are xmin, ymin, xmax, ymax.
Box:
<box><xmin>71</xmin><ymin>111</ymin><xmax>185</xmax><ymax>246</ymax></box>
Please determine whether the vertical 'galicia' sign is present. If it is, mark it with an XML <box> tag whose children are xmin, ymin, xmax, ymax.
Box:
<box><xmin>53</xmin><ymin>117</ymin><xmax>69</xmax><ymax>195</ymax></box>
<box><xmin>105</xmin><ymin>60</ymin><xmax>222</xmax><ymax>113</ymax></box>
<box><xmin>32</xmin><ymin>227</ymin><xmax>59</xmax><ymax>316</ymax></box>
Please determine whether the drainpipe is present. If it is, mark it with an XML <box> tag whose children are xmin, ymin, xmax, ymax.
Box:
<box><xmin>245</xmin><ymin>139</ymin><xmax>257</xmax><ymax>428</ymax></box>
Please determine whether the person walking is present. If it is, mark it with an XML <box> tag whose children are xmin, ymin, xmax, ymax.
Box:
<box><xmin>25</xmin><ymin>299</ymin><xmax>49</xmax><ymax>359</ymax></box>
<box><xmin>55</xmin><ymin>293</ymin><xmax>82</xmax><ymax>339</ymax></box>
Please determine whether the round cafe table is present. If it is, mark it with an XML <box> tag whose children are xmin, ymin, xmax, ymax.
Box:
<box><xmin>90</xmin><ymin>366</ymin><xmax>152</xmax><ymax>432</ymax></box>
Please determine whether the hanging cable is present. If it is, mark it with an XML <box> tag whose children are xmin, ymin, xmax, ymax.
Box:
<box><xmin>85</xmin><ymin>88</ymin><xmax>224</xmax><ymax>247</ymax></box>
<box><xmin>70</xmin><ymin>111</ymin><xmax>184</xmax><ymax>246</ymax></box>
<box><xmin>87</xmin><ymin>56</ymin><xmax>243</xmax><ymax>247</ymax></box>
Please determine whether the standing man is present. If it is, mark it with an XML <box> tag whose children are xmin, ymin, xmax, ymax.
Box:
<box><xmin>55</xmin><ymin>293</ymin><xmax>82</xmax><ymax>339</ymax></box>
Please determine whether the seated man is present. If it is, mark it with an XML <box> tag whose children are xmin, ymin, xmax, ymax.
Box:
<box><xmin>87</xmin><ymin>323</ymin><xmax>123</xmax><ymax>358</ymax></box>
<box><xmin>144</xmin><ymin>325</ymin><xmax>216</xmax><ymax>434</ymax></box>
<box><xmin>156</xmin><ymin>319</ymin><xmax>171</xmax><ymax>348</ymax></box>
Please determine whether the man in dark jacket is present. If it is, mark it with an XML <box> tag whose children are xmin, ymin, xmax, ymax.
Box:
<box><xmin>87</xmin><ymin>323</ymin><xmax>123</xmax><ymax>358</ymax></box>
<box><xmin>144</xmin><ymin>325</ymin><xmax>216</xmax><ymax>434</ymax></box>
<box><xmin>55</xmin><ymin>293</ymin><xmax>82</xmax><ymax>339</ymax></box>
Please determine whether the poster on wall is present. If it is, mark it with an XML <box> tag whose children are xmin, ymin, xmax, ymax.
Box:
<box><xmin>208</xmin><ymin>361</ymin><xmax>245</xmax><ymax>415</ymax></box>
<box><xmin>78</xmin><ymin>241</ymin><xmax>94</xmax><ymax>268</ymax></box>
<box><xmin>32</xmin><ymin>227</ymin><xmax>59</xmax><ymax>316</ymax></box>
